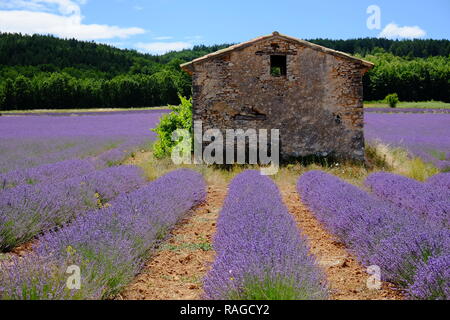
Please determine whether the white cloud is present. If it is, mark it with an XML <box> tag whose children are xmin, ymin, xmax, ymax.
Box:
<box><xmin>378</xmin><ymin>23</ymin><xmax>426</xmax><ymax>39</ymax></box>
<box><xmin>0</xmin><ymin>0</ymin><xmax>48</xmax><ymax>12</ymax></box>
<box><xmin>98</xmin><ymin>40</ymin><xmax>126</xmax><ymax>48</ymax></box>
<box><xmin>0</xmin><ymin>0</ymin><xmax>84</xmax><ymax>15</ymax></box>
<box><xmin>0</xmin><ymin>0</ymin><xmax>145</xmax><ymax>40</ymax></box>
<box><xmin>135</xmin><ymin>41</ymin><xmax>193</xmax><ymax>55</ymax></box>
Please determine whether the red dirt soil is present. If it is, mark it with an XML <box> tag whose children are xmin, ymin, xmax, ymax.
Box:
<box><xmin>118</xmin><ymin>185</ymin><xmax>226</xmax><ymax>300</ymax></box>
<box><xmin>119</xmin><ymin>181</ymin><xmax>403</xmax><ymax>300</ymax></box>
<box><xmin>278</xmin><ymin>183</ymin><xmax>403</xmax><ymax>300</ymax></box>
<box><xmin>0</xmin><ymin>240</ymin><xmax>35</xmax><ymax>269</ymax></box>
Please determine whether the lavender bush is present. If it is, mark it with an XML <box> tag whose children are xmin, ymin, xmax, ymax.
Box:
<box><xmin>365</xmin><ymin>113</ymin><xmax>450</xmax><ymax>170</ymax></box>
<box><xmin>204</xmin><ymin>170</ymin><xmax>327</xmax><ymax>300</ymax></box>
<box><xmin>0</xmin><ymin>159</ymin><xmax>97</xmax><ymax>191</ymax></box>
<box><xmin>297</xmin><ymin>170</ymin><xmax>449</xmax><ymax>299</ymax></box>
<box><xmin>427</xmin><ymin>173</ymin><xmax>450</xmax><ymax>190</ymax></box>
<box><xmin>409</xmin><ymin>255</ymin><xmax>450</xmax><ymax>300</ymax></box>
<box><xmin>365</xmin><ymin>172</ymin><xmax>450</xmax><ymax>226</ymax></box>
<box><xmin>0</xmin><ymin>165</ymin><xmax>146</xmax><ymax>252</ymax></box>
<box><xmin>0</xmin><ymin>169</ymin><xmax>206</xmax><ymax>300</ymax></box>
<box><xmin>371</xmin><ymin>227</ymin><xmax>449</xmax><ymax>289</ymax></box>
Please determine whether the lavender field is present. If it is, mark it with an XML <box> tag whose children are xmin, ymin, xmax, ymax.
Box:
<box><xmin>365</xmin><ymin>108</ymin><xmax>450</xmax><ymax>114</ymax></box>
<box><xmin>0</xmin><ymin>110</ymin><xmax>207</xmax><ymax>299</ymax></box>
<box><xmin>0</xmin><ymin>110</ymin><xmax>168</xmax><ymax>174</ymax></box>
<box><xmin>0</xmin><ymin>110</ymin><xmax>448</xmax><ymax>301</ymax></box>
<box><xmin>0</xmin><ymin>169</ymin><xmax>206</xmax><ymax>299</ymax></box>
<box><xmin>298</xmin><ymin>171</ymin><xmax>449</xmax><ymax>299</ymax></box>
<box><xmin>365</xmin><ymin>113</ymin><xmax>450</xmax><ymax>170</ymax></box>
<box><xmin>0</xmin><ymin>111</ymin><xmax>171</xmax><ymax>249</ymax></box>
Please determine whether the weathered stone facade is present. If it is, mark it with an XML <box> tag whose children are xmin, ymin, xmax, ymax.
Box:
<box><xmin>181</xmin><ymin>32</ymin><xmax>373</xmax><ymax>161</ymax></box>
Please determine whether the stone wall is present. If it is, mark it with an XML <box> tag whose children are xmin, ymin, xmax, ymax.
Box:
<box><xmin>188</xmin><ymin>36</ymin><xmax>371</xmax><ymax>161</ymax></box>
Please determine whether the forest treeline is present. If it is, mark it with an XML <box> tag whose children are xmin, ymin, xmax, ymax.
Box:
<box><xmin>0</xmin><ymin>33</ymin><xmax>449</xmax><ymax>110</ymax></box>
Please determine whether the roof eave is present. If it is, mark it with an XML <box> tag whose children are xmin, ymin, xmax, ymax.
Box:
<box><xmin>180</xmin><ymin>62</ymin><xmax>194</xmax><ymax>75</ymax></box>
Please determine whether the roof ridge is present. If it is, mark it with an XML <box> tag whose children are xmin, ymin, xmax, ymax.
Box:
<box><xmin>181</xmin><ymin>32</ymin><xmax>374</xmax><ymax>71</ymax></box>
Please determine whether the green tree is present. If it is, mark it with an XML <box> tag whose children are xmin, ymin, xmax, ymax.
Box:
<box><xmin>2</xmin><ymin>79</ymin><xmax>15</xmax><ymax>110</ymax></box>
<box><xmin>39</xmin><ymin>73</ymin><xmax>74</xmax><ymax>108</ymax></box>
<box><xmin>13</xmin><ymin>75</ymin><xmax>33</xmax><ymax>109</ymax></box>
<box><xmin>0</xmin><ymin>86</ymin><xmax>5</xmax><ymax>110</ymax></box>
<box><xmin>150</xmin><ymin>70</ymin><xmax>180</xmax><ymax>106</ymax></box>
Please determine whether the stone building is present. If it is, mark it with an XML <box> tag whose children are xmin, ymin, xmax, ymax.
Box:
<box><xmin>181</xmin><ymin>32</ymin><xmax>373</xmax><ymax>161</ymax></box>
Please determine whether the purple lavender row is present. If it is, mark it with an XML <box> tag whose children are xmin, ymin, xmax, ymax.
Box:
<box><xmin>0</xmin><ymin>111</ymin><xmax>164</xmax><ymax>173</ymax></box>
<box><xmin>2</xmin><ymin>109</ymin><xmax>170</xmax><ymax>117</ymax></box>
<box><xmin>0</xmin><ymin>165</ymin><xmax>146</xmax><ymax>252</ymax></box>
<box><xmin>0</xmin><ymin>169</ymin><xmax>206</xmax><ymax>300</ymax></box>
<box><xmin>204</xmin><ymin>170</ymin><xmax>328</xmax><ymax>300</ymax></box>
<box><xmin>365</xmin><ymin>108</ymin><xmax>450</xmax><ymax>114</ymax></box>
<box><xmin>365</xmin><ymin>172</ymin><xmax>450</xmax><ymax>226</ymax></box>
<box><xmin>0</xmin><ymin>137</ymin><xmax>120</xmax><ymax>174</ymax></box>
<box><xmin>0</xmin><ymin>135</ymin><xmax>146</xmax><ymax>175</ymax></box>
<box><xmin>94</xmin><ymin>136</ymin><xmax>150</xmax><ymax>167</ymax></box>
<box><xmin>0</xmin><ymin>159</ymin><xmax>97</xmax><ymax>191</ymax></box>
<box><xmin>364</xmin><ymin>113</ymin><xmax>450</xmax><ymax>170</ymax></box>
<box><xmin>0</xmin><ymin>135</ymin><xmax>151</xmax><ymax>191</ymax></box>
<box><xmin>297</xmin><ymin>171</ymin><xmax>449</xmax><ymax>300</ymax></box>
<box><xmin>0</xmin><ymin>113</ymin><xmax>163</xmax><ymax>140</ymax></box>
<box><xmin>427</xmin><ymin>173</ymin><xmax>450</xmax><ymax>190</ymax></box>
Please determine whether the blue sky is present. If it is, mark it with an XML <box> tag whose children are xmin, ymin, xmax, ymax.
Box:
<box><xmin>0</xmin><ymin>0</ymin><xmax>449</xmax><ymax>54</ymax></box>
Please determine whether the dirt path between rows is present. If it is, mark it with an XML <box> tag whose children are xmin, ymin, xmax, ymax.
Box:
<box><xmin>119</xmin><ymin>179</ymin><xmax>403</xmax><ymax>300</ymax></box>
<box><xmin>119</xmin><ymin>185</ymin><xmax>227</xmax><ymax>300</ymax></box>
<box><xmin>278</xmin><ymin>183</ymin><xmax>403</xmax><ymax>300</ymax></box>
